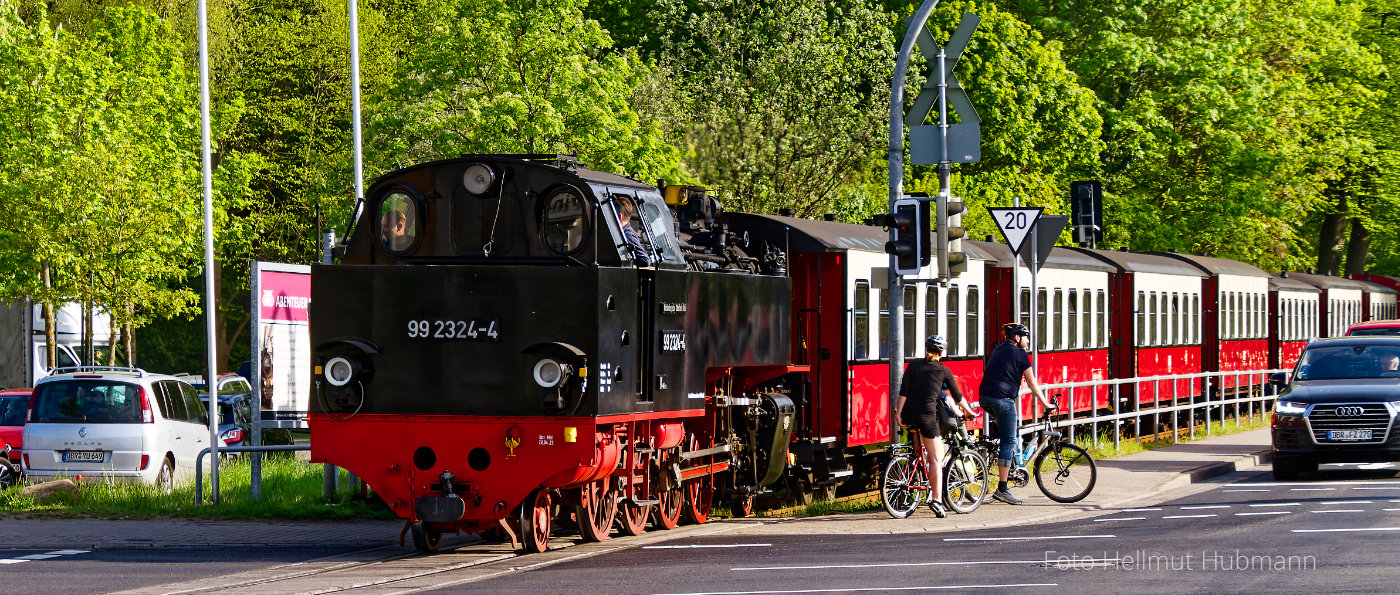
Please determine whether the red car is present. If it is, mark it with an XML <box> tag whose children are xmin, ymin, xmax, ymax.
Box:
<box><xmin>1347</xmin><ymin>319</ymin><xmax>1400</xmax><ymax>337</ymax></box>
<box><xmin>0</xmin><ymin>388</ymin><xmax>30</xmax><ymax>488</ymax></box>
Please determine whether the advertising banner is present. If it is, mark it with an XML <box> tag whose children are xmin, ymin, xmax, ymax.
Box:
<box><xmin>250</xmin><ymin>262</ymin><xmax>312</xmax><ymax>427</ymax></box>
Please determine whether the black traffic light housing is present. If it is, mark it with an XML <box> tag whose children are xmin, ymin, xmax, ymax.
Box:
<box><xmin>936</xmin><ymin>194</ymin><xmax>967</xmax><ymax>278</ymax></box>
<box><xmin>1070</xmin><ymin>180</ymin><xmax>1103</xmax><ymax>248</ymax></box>
<box><xmin>879</xmin><ymin>197</ymin><xmax>930</xmax><ymax>275</ymax></box>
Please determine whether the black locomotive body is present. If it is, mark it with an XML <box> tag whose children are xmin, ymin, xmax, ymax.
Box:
<box><xmin>310</xmin><ymin>155</ymin><xmax>799</xmax><ymax>552</ymax></box>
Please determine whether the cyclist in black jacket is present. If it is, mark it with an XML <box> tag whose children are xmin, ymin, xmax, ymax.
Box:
<box><xmin>980</xmin><ymin>323</ymin><xmax>1054</xmax><ymax>505</ymax></box>
<box><xmin>896</xmin><ymin>335</ymin><xmax>977</xmax><ymax>517</ymax></box>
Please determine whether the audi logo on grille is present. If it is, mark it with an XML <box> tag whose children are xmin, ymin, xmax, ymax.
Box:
<box><xmin>1333</xmin><ymin>406</ymin><xmax>1366</xmax><ymax>417</ymax></box>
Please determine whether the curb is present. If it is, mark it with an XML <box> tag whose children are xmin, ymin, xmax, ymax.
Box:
<box><xmin>1185</xmin><ymin>450</ymin><xmax>1273</xmax><ymax>484</ymax></box>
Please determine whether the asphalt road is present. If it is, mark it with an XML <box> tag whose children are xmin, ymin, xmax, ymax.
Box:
<box><xmin>4</xmin><ymin>462</ymin><xmax>1397</xmax><ymax>594</ymax></box>
<box><xmin>461</xmin><ymin>464</ymin><xmax>1400</xmax><ymax>594</ymax></box>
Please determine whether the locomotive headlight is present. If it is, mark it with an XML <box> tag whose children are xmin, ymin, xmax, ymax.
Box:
<box><xmin>325</xmin><ymin>356</ymin><xmax>356</xmax><ymax>387</ymax></box>
<box><xmin>462</xmin><ymin>163</ymin><xmax>497</xmax><ymax>195</ymax></box>
<box><xmin>532</xmin><ymin>358</ymin><xmax>569</xmax><ymax>389</ymax></box>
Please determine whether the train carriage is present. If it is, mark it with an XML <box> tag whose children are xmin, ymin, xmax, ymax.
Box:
<box><xmin>1069</xmin><ymin>248</ymin><xmax>1206</xmax><ymax>404</ymax></box>
<box><xmin>1284</xmin><ymin>272</ymin><xmax>1367</xmax><ymax>337</ymax></box>
<box><xmin>725</xmin><ymin>213</ymin><xmax>993</xmax><ymax>495</ymax></box>
<box><xmin>1269</xmin><ymin>273</ymin><xmax>1321</xmax><ymax>370</ymax></box>
<box><xmin>1350</xmin><ymin>273</ymin><xmax>1400</xmax><ymax>318</ymax></box>
<box><xmin>969</xmin><ymin>240</ymin><xmax>1114</xmax><ymax>417</ymax></box>
<box><xmin>1352</xmin><ymin>278</ymin><xmax>1398</xmax><ymax>323</ymax></box>
<box><xmin>1158</xmin><ymin>253</ymin><xmax>1272</xmax><ymax>391</ymax></box>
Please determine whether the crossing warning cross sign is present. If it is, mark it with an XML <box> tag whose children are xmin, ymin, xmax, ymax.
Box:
<box><xmin>988</xmin><ymin>207</ymin><xmax>1043</xmax><ymax>256</ymax></box>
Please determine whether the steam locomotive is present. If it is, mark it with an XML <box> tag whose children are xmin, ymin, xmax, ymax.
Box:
<box><xmin>308</xmin><ymin>154</ymin><xmax>1400</xmax><ymax>553</ymax></box>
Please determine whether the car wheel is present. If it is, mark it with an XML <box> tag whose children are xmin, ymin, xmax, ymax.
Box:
<box><xmin>1272</xmin><ymin>459</ymin><xmax>1299</xmax><ymax>480</ymax></box>
<box><xmin>155</xmin><ymin>458</ymin><xmax>174</xmax><ymax>494</ymax></box>
<box><xmin>0</xmin><ymin>457</ymin><xmax>16</xmax><ymax>489</ymax></box>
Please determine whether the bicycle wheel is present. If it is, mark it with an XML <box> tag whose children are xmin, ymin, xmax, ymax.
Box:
<box><xmin>880</xmin><ymin>455</ymin><xmax>923</xmax><ymax>519</ymax></box>
<box><xmin>1033</xmin><ymin>442</ymin><xmax>1097</xmax><ymax>503</ymax></box>
<box><xmin>943</xmin><ymin>449</ymin><xmax>990</xmax><ymax>514</ymax></box>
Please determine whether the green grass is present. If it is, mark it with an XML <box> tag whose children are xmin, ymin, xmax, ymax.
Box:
<box><xmin>0</xmin><ymin>455</ymin><xmax>396</xmax><ymax>520</ymax></box>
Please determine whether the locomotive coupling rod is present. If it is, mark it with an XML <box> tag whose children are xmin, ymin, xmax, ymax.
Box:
<box><xmin>680</xmin><ymin>444</ymin><xmax>732</xmax><ymax>461</ymax></box>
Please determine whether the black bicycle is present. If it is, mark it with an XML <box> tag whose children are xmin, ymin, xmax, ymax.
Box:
<box><xmin>976</xmin><ymin>396</ymin><xmax>1097</xmax><ymax>503</ymax></box>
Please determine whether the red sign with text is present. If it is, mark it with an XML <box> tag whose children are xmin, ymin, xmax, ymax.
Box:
<box><xmin>259</xmin><ymin>270</ymin><xmax>311</xmax><ymax>323</ymax></box>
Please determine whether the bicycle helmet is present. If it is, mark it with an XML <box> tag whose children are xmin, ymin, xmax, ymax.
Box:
<box><xmin>1001</xmin><ymin>323</ymin><xmax>1030</xmax><ymax>340</ymax></box>
<box><xmin>925</xmin><ymin>334</ymin><xmax>946</xmax><ymax>353</ymax></box>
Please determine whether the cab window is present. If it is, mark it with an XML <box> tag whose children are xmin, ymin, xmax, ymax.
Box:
<box><xmin>377</xmin><ymin>190</ymin><xmax>420</xmax><ymax>254</ymax></box>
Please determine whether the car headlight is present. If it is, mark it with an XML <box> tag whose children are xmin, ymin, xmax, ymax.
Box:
<box><xmin>1275</xmin><ymin>400</ymin><xmax>1308</xmax><ymax>415</ymax></box>
<box><xmin>325</xmin><ymin>356</ymin><xmax>356</xmax><ymax>387</ymax></box>
<box><xmin>532</xmin><ymin>358</ymin><xmax>570</xmax><ymax>389</ymax></box>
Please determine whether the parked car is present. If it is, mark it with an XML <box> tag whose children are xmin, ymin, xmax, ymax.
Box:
<box><xmin>176</xmin><ymin>373</ymin><xmax>253</xmax><ymax>448</ymax></box>
<box><xmin>1270</xmin><ymin>336</ymin><xmax>1400</xmax><ymax>479</ymax></box>
<box><xmin>1347</xmin><ymin>319</ymin><xmax>1400</xmax><ymax>336</ymax></box>
<box><xmin>21</xmin><ymin>367</ymin><xmax>210</xmax><ymax>490</ymax></box>
<box><xmin>0</xmin><ymin>388</ymin><xmax>30</xmax><ymax>488</ymax></box>
<box><xmin>199</xmin><ymin>391</ymin><xmax>253</xmax><ymax>450</ymax></box>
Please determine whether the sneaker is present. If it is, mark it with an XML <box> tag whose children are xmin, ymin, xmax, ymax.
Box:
<box><xmin>929</xmin><ymin>500</ymin><xmax>947</xmax><ymax>518</ymax></box>
<box><xmin>992</xmin><ymin>489</ymin><xmax>1023</xmax><ymax>505</ymax></box>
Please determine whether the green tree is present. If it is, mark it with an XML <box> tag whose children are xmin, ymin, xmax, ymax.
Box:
<box><xmin>647</xmin><ymin>0</ymin><xmax>895</xmax><ymax>217</ymax></box>
<box><xmin>365</xmin><ymin>0</ymin><xmax>681</xmax><ymax>186</ymax></box>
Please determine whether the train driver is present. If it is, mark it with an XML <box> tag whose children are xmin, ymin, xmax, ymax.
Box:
<box><xmin>979</xmin><ymin>323</ymin><xmax>1055</xmax><ymax>505</ymax></box>
<box><xmin>615</xmin><ymin>197</ymin><xmax>652</xmax><ymax>267</ymax></box>
<box><xmin>380</xmin><ymin>208</ymin><xmax>412</xmax><ymax>252</ymax></box>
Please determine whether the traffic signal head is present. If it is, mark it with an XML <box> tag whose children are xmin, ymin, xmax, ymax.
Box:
<box><xmin>882</xmin><ymin>198</ymin><xmax>928</xmax><ymax>275</ymax></box>
<box><xmin>936</xmin><ymin>194</ymin><xmax>967</xmax><ymax>278</ymax></box>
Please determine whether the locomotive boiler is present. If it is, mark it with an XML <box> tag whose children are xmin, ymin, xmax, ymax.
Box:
<box><xmin>309</xmin><ymin>155</ymin><xmax>800</xmax><ymax>552</ymax></box>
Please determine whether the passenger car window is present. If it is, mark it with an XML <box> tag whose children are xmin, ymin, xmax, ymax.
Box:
<box><xmin>31</xmin><ymin>381</ymin><xmax>141</xmax><ymax>423</ymax></box>
<box><xmin>180</xmin><ymin>382</ymin><xmax>209</xmax><ymax>425</ymax></box>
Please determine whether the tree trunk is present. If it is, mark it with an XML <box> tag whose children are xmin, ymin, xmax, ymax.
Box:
<box><xmin>1316</xmin><ymin>189</ymin><xmax>1349</xmax><ymax>275</ymax></box>
<box><xmin>1345</xmin><ymin>218</ymin><xmax>1371</xmax><ymax>276</ymax></box>
<box><xmin>124</xmin><ymin>304</ymin><xmax>136</xmax><ymax>367</ymax></box>
<box><xmin>40</xmin><ymin>261</ymin><xmax>55</xmax><ymax>370</ymax></box>
<box><xmin>106</xmin><ymin>314</ymin><xmax>119</xmax><ymax>367</ymax></box>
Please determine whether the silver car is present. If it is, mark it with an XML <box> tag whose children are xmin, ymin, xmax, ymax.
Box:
<box><xmin>22</xmin><ymin>367</ymin><xmax>211</xmax><ymax>490</ymax></box>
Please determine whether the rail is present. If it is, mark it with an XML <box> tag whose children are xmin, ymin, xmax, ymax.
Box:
<box><xmin>194</xmin><ymin>444</ymin><xmax>310</xmax><ymax>505</ymax></box>
<box><xmin>1012</xmin><ymin>368</ymin><xmax>1287</xmax><ymax>452</ymax></box>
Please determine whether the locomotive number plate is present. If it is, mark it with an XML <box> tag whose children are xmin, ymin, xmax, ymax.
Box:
<box><xmin>661</xmin><ymin>330</ymin><xmax>686</xmax><ymax>352</ymax></box>
<box><xmin>407</xmin><ymin>319</ymin><xmax>499</xmax><ymax>341</ymax></box>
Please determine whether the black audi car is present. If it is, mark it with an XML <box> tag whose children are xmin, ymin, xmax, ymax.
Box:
<box><xmin>1270</xmin><ymin>336</ymin><xmax>1400</xmax><ymax>479</ymax></box>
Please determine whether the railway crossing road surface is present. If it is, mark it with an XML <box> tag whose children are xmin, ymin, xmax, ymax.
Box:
<box><xmin>3</xmin><ymin>429</ymin><xmax>1397</xmax><ymax>594</ymax></box>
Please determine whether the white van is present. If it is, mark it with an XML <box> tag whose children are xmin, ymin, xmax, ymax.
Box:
<box><xmin>22</xmin><ymin>367</ymin><xmax>211</xmax><ymax>490</ymax></box>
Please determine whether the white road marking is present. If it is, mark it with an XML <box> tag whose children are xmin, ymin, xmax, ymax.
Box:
<box><xmin>1311</xmin><ymin>509</ymin><xmax>1364</xmax><ymax>514</ymax></box>
<box><xmin>0</xmin><ymin>549</ymin><xmax>91</xmax><ymax>565</ymax></box>
<box><xmin>1292</xmin><ymin>527</ymin><xmax>1400</xmax><ymax>534</ymax></box>
<box><xmin>944</xmin><ymin>535</ymin><xmax>1115</xmax><ymax>542</ymax></box>
<box><xmin>1122</xmin><ymin>508</ymin><xmax>1161</xmax><ymax>512</ymax></box>
<box><xmin>1249</xmin><ymin>503</ymin><xmax>1301</xmax><ymax>508</ymax></box>
<box><xmin>733</xmin><ymin>560</ymin><xmax>1048</xmax><ymax>571</ymax></box>
<box><xmin>1236</xmin><ymin>511</ymin><xmax>1291</xmax><ymax>516</ymax></box>
<box><xmin>1093</xmin><ymin>517</ymin><xmax>1146</xmax><ymax>522</ymax></box>
<box><xmin>644</xmin><ymin>543</ymin><xmax>772</xmax><ymax>549</ymax></box>
<box><xmin>1181</xmin><ymin>505</ymin><xmax>1231</xmax><ymax>510</ymax></box>
<box><xmin>1162</xmin><ymin>514</ymin><xmax>1217</xmax><ymax>519</ymax></box>
<box><xmin>1251</xmin><ymin>481</ymin><xmax>1400</xmax><ymax>487</ymax></box>
<box><xmin>1290</xmin><ymin>488</ymin><xmax>1336</xmax><ymax>492</ymax></box>
<box><xmin>1319</xmin><ymin>501</ymin><xmax>1371</xmax><ymax>505</ymax></box>
<box><xmin>651</xmin><ymin>584</ymin><xmax>1058</xmax><ymax>594</ymax></box>
<box><xmin>1352</xmin><ymin>487</ymin><xmax>1400</xmax><ymax>490</ymax></box>
<box><xmin>1223</xmin><ymin>489</ymin><xmax>1270</xmax><ymax>492</ymax></box>
<box><xmin>1383</xmin><ymin>509</ymin><xmax>1400</xmax><ymax>512</ymax></box>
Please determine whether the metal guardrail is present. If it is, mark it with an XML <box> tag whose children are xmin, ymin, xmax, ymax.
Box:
<box><xmin>194</xmin><ymin>444</ymin><xmax>310</xmax><ymax>505</ymax></box>
<box><xmin>1018</xmin><ymin>368</ymin><xmax>1286</xmax><ymax>452</ymax></box>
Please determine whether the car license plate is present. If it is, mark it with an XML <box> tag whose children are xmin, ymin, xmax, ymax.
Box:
<box><xmin>62</xmin><ymin>450</ymin><xmax>105</xmax><ymax>463</ymax></box>
<box><xmin>1328</xmin><ymin>430</ymin><xmax>1372</xmax><ymax>441</ymax></box>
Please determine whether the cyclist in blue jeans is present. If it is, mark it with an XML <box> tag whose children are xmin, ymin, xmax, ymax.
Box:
<box><xmin>980</xmin><ymin>323</ymin><xmax>1054</xmax><ymax>505</ymax></box>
